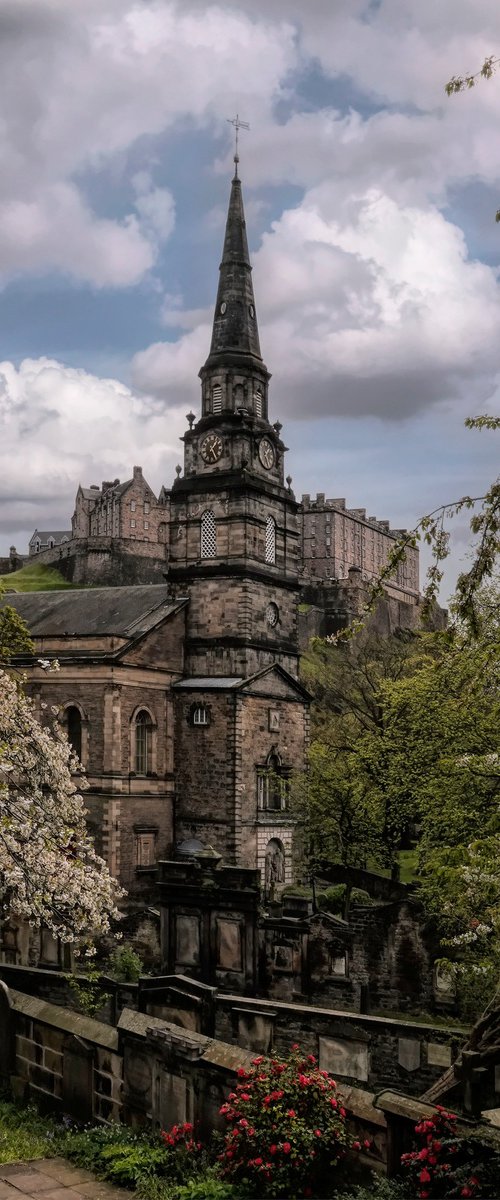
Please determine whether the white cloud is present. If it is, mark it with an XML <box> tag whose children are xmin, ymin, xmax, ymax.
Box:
<box><xmin>133</xmin><ymin>185</ymin><xmax>500</xmax><ymax>419</ymax></box>
<box><xmin>0</xmin><ymin>357</ymin><xmax>185</xmax><ymax>543</ymax></box>
<box><xmin>0</xmin><ymin>0</ymin><xmax>296</xmax><ymax>287</ymax></box>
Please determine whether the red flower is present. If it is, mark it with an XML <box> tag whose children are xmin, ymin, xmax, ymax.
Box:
<box><xmin>419</xmin><ymin>1169</ymin><xmax>431</xmax><ymax>1183</ymax></box>
<box><xmin>307</xmin><ymin>1054</ymin><xmax>317</xmax><ymax>1063</ymax></box>
<box><xmin>352</xmin><ymin>1140</ymin><xmax>361</xmax><ymax>1151</ymax></box>
<box><xmin>287</xmin><ymin>1109</ymin><xmax>297</xmax><ymax>1118</ymax></box>
<box><xmin>330</xmin><ymin>1098</ymin><xmax>338</xmax><ymax>1108</ymax></box>
<box><xmin>252</xmin><ymin>1056</ymin><xmax>264</xmax><ymax>1065</ymax></box>
<box><xmin>270</xmin><ymin>1145</ymin><xmax>277</xmax><ymax>1155</ymax></box>
<box><xmin>254</xmin><ymin>1157</ymin><xmax>263</xmax><ymax>1167</ymax></box>
<box><xmin>363</xmin><ymin>1139</ymin><xmax>371</xmax><ymax>1150</ymax></box>
<box><xmin>461</xmin><ymin>1190</ymin><xmax>472</xmax><ymax>1198</ymax></box>
<box><xmin>283</xmin><ymin>1142</ymin><xmax>291</xmax><ymax>1154</ymax></box>
<box><xmin>314</xmin><ymin>1129</ymin><xmax>322</xmax><ymax>1138</ymax></box>
<box><xmin>237</xmin><ymin>1068</ymin><xmax>247</xmax><ymax>1078</ymax></box>
<box><xmin>240</xmin><ymin>1093</ymin><xmax>251</xmax><ymax>1101</ymax></box>
<box><xmin>470</xmin><ymin>1178</ymin><xmax>480</xmax><ymax>1187</ymax></box>
<box><xmin>291</xmin><ymin>1043</ymin><xmax>300</xmax><ymax>1050</ymax></box>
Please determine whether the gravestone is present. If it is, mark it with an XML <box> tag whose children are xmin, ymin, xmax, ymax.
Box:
<box><xmin>217</xmin><ymin>919</ymin><xmax>242</xmax><ymax>971</ymax></box>
<box><xmin>398</xmin><ymin>1037</ymin><xmax>421</xmax><ymax>1072</ymax></box>
<box><xmin>319</xmin><ymin>1035</ymin><xmax>369</xmax><ymax>1083</ymax></box>
<box><xmin>175</xmin><ymin>915</ymin><xmax>200</xmax><ymax>966</ymax></box>
<box><xmin>62</xmin><ymin>1034</ymin><xmax>93</xmax><ymax>1120</ymax></box>
<box><xmin>427</xmin><ymin>1042</ymin><xmax>452</xmax><ymax>1068</ymax></box>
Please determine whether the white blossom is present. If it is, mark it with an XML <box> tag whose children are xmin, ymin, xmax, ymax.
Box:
<box><xmin>0</xmin><ymin>668</ymin><xmax>123</xmax><ymax>944</ymax></box>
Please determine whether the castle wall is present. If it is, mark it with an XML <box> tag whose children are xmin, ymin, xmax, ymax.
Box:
<box><xmin>29</xmin><ymin>537</ymin><xmax>168</xmax><ymax>585</ymax></box>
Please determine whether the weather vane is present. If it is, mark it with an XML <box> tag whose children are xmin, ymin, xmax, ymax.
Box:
<box><xmin>227</xmin><ymin>113</ymin><xmax>250</xmax><ymax>175</ymax></box>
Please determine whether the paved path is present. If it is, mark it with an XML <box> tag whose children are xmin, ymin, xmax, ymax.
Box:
<box><xmin>0</xmin><ymin>1160</ymin><xmax>135</xmax><ymax>1200</ymax></box>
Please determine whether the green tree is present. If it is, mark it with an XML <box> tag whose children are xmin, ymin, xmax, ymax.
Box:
<box><xmin>0</xmin><ymin>599</ymin><xmax>33</xmax><ymax>662</ymax></box>
<box><xmin>294</xmin><ymin>631</ymin><xmax>434</xmax><ymax>871</ymax></box>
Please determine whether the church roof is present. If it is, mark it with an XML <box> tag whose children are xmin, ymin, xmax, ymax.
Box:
<box><xmin>0</xmin><ymin>585</ymin><xmax>185</xmax><ymax>638</ymax></box>
<box><xmin>202</xmin><ymin>169</ymin><xmax>265</xmax><ymax>371</ymax></box>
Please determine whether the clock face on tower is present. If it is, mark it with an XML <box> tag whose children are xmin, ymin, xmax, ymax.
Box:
<box><xmin>201</xmin><ymin>434</ymin><xmax>223</xmax><ymax>464</ymax></box>
<box><xmin>259</xmin><ymin>437</ymin><xmax>275</xmax><ymax>470</ymax></box>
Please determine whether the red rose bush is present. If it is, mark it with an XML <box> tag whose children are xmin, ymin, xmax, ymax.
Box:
<box><xmin>218</xmin><ymin>1044</ymin><xmax>350</xmax><ymax>1197</ymax></box>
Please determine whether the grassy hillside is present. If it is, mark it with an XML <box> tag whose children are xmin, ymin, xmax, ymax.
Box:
<box><xmin>1</xmin><ymin>563</ymin><xmax>76</xmax><ymax>592</ymax></box>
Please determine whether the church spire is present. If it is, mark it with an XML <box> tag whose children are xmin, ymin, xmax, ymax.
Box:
<box><xmin>204</xmin><ymin>168</ymin><xmax>264</xmax><ymax>367</ymax></box>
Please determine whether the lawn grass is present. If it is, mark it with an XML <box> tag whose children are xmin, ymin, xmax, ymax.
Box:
<box><xmin>2</xmin><ymin>563</ymin><xmax>76</xmax><ymax>591</ymax></box>
<box><xmin>0</xmin><ymin>1100</ymin><xmax>61</xmax><ymax>1163</ymax></box>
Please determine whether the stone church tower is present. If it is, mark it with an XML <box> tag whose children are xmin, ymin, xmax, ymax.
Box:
<box><xmin>171</xmin><ymin>163</ymin><xmax>309</xmax><ymax>884</ymax></box>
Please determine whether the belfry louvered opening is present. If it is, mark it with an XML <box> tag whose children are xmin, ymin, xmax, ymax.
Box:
<box><xmin>254</xmin><ymin>388</ymin><xmax>263</xmax><ymax>417</ymax></box>
<box><xmin>201</xmin><ymin>509</ymin><xmax>217</xmax><ymax>558</ymax></box>
<box><xmin>265</xmin><ymin>515</ymin><xmax>276</xmax><ymax>564</ymax></box>
<box><xmin>212</xmin><ymin>384</ymin><xmax>222</xmax><ymax>413</ymax></box>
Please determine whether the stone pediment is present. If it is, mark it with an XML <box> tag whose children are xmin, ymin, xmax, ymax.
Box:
<box><xmin>236</xmin><ymin>663</ymin><xmax>311</xmax><ymax>702</ymax></box>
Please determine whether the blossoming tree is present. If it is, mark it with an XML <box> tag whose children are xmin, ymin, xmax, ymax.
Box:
<box><xmin>0</xmin><ymin>664</ymin><xmax>123</xmax><ymax>944</ymax></box>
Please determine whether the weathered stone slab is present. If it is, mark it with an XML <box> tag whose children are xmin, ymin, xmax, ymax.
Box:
<box><xmin>319</xmin><ymin>1035</ymin><xmax>369</xmax><ymax>1083</ymax></box>
<box><xmin>427</xmin><ymin>1042</ymin><xmax>452</xmax><ymax>1068</ymax></box>
<box><xmin>217</xmin><ymin>920</ymin><xmax>242</xmax><ymax>971</ymax></box>
<box><xmin>159</xmin><ymin>1070</ymin><xmax>187</xmax><ymax>1125</ymax></box>
<box><xmin>398</xmin><ymin>1037</ymin><xmax>421</xmax><ymax>1072</ymax></box>
<box><xmin>237</xmin><ymin>1009</ymin><xmax>274</xmax><ymax>1054</ymax></box>
<box><xmin>175</xmin><ymin>915</ymin><xmax>200</xmax><ymax>966</ymax></box>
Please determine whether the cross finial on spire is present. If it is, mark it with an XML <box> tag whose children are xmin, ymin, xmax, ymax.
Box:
<box><xmin>227</xmin><ymin>113</ymin><xmax>250</xmax><ymax>177</ymax></box>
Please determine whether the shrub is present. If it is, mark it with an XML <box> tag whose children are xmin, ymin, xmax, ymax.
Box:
<box><xmin>401</xmin><ymin>1105</ymin><xmax>500</xmax><ymax>1198</ymax></box>
<box><xmin>318</xmin><ymin>885</ymin><xmax>345</xmax><ymax>915</ymax></box>
<box><xmin>107</xmin><ymin>943</ymin><xmax>143</xmax><ymax>982</ymax></box>
<box><xmin>217</xmin><ymin>1044</ymin><xmax>352</xmax><ymax>1198</ymax></box>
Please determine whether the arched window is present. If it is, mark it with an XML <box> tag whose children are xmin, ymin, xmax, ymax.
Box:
<box><xmin>135</xmin><ymin>710</ymin><xmax>153</xmax><ymax>775</ymax></box>
<box><xmin>34</xmin><ymin>539</ymin><xmax>41</xmax><ymax>554</ymax></box>
<box><xmin>192</xmin><ymin>704</ymin><xmax>209</xmax><ymax>727</ymax></box>
<box><xmin>201</xmin><ymin>510</ymin><xmax>217</xmax><ymax>559</ymax></box>
<box><xmin>257</xmin><ymin>748</ymin><xmax>289</xmax><ymax>812</ymax></box>
<box><xmin>212</xmin><ymin>384</ymin><xmax>222</xmax><ymax>413</ymax></box>
<box><xmin>265</xmin><ymin>515</ymin><xmax>276</xmax><ymax>565</ymax></box>
<box><xmin>65</xmin><ymin>706</ymin><xmax>82</xmax><ymax>760</ymax></box>
<box><xmin>254</xmin><ymin>388</ymin><xmax>263</xmax><ymax>418</ymax></box>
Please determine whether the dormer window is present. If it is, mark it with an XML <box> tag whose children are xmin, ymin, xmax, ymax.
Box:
<box><xmin>212</xmin><ymin>384</ymin><xmax>222</xmax><ymax>413</ymax></box>
<box><xmin>47</xmin><ymin>537</ymin><xmax>55</xmax><ymax>549</ymax></box>
<box><xmin>254</xmin><ymin>388</ymin><xmax>263</xmax><ymax>418</ymax></box>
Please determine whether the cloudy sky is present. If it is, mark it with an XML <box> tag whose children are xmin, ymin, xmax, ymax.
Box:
<box><xmin>1</xmin><ymin>0</ymin><xmax>500</xmax><ymax>600</ymax></box>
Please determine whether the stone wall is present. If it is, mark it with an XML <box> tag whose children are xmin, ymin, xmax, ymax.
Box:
<box><xmin>0</xmin><ymin>979</ymin><xmax>389</xmax><ymax>1172</ymax></box>
<box><xmin>29</xmin><ymin>537</ymin><xmax>168</xmax><ymax>586</ymax></box>
<box><xmin>215</xmin><ymin>993</ymin><xmax>465</xmax><ymax>1097</ymax></box>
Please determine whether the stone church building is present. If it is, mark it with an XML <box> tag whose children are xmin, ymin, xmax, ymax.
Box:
<box><xmin>2</xmin><ymin>165</ymin><xmax>312</xmax><ymax>899</ymax></box>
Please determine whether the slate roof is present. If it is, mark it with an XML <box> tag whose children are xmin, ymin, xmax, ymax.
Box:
<box><xmin>0</xmin><ymin>585</ymin><xmax>185</xmax><ymax>638</ymax></box>
<box><xmin>30</xmin><ymin>530</ymin><xmax>72</xmax><ymax>543</ymax></box>
<box><xmin>174</xmin><ymin>677</ymin><xmax>244</xmax><ymax>690</ymax></box>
